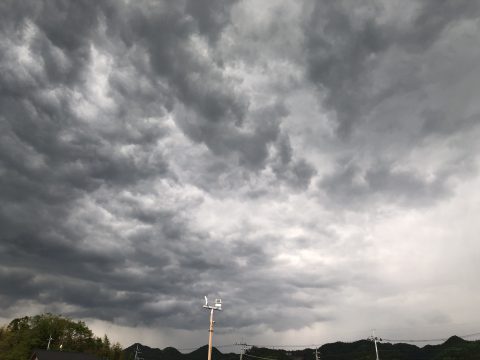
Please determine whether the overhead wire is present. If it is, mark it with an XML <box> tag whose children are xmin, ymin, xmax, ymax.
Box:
<box><xmin>178</xmin><ymin>343</ymin><xmax>238</xmax><ymax>351</ymax></box>
<box><xmin>382</xmin><ymin>330</ymin><xmax>480</xmax><ymax>343</ymax></box>
<box><xmin>246</xmin><ymin>344</ymin><xmax>322</xmax><ymax>349</ymax></box>
<box><xmin>177</xmin><ymin>329</ymin><xmax>480</xmax><ymax>351</ymax></box>
<box><xmin>243</xmin><ymin>354</ymin><xmax>278</xmax><ymax>360</ymax></box>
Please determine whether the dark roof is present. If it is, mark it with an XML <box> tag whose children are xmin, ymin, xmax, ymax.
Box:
<box><xmin>31</xmin><ymin>350</ymin><xmax>102</xmax><ymax>360</ymax></box>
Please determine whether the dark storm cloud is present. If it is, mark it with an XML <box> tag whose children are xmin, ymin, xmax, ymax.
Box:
<box><xmin>401</xmin><ymin>0</ymin><xmax>480</xmax><ymax>50</ymax></box>
<box><xmin>0</xmin><ymin>1</ymin><xmax>172</xmax><ymax>195</ymax></box>
<box><xmin>0</xmin><ymin>1</ymin><xmax>98</xmax><ymax>86</ymax></box>
<box><xmin>302</xmin><ymin>0</ymin><xmax>480</xmax><ymax>206</ymax></box>
<box><xmin>1</xmin><ymin>0</ymin><xmax>311</xmax><ymax>331</ymax></box>
<box><xmin>0</xmin><ymin>0</ymin><xmax>199</xmax><ymax>327</ymax></box>
<box><xmin>0</xmin><ymin>204</ymin><xmax>207</xmax><ymax>326</ymax></box>
<box><xmin>320</xmin><ymin>159</ymin><xmax>450</xmax><ymax>207</ymax></box>
<box><xmin>304</xmin><ymin>1</ymin><xmax>387</xmax><ymax>135</ymax></box>
<box><xmin>128</xmin><ymin>2</ymin><xmax>248</xmax><ymax>125</ymax></box>
<box><xmin>420</xmin><ymin>109</ymin><xmax>480</xmax><ymax>137</ymax></box>
<box><xmin>185</xmin><ymin>0</ymin><xmax>239</xmax><ymax>43</ymax></box>
<box><xmin>1</xmin><ymin>0</ymin><xmax>480</xmax><ymax>342</ymax></box>
<box><xmin>1</xmin><ymin>181</ymin><xmax>337</xmax><ymax>331</ymax></box>
<box><xmin>303</xmin><ymin>0</ymin><xmax>480</xmax><ymax>136</ymax></box>
<box><xmin>101</xmin><ymin>0</ymin><xmax>301</xmax><ymax>175</ymax></box>
<box><xmin>272</xmin><ymin>134</ymin><xmax>317</xmax><ymax>190</ymax></box>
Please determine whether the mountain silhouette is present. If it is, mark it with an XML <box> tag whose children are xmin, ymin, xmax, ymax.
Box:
<box><xmin>125</xmin><ymin>336</ymin><xmax>480</xmax><ymax>360</ymax></box>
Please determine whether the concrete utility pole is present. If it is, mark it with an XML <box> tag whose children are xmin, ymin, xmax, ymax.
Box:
<box><xmin>368</xmin><ymin>330</ymin><xmax>380</xmax><ymax>360</ymax></box>
<box><xmin>203</xmin><ymin>296</ymin><xmax>222</xmax><ymax>360</ymax></box>
<box><xmin>47</xmin><ymin>334</ymin><xmax>53</xmax><ymax>350</ymax></box>
<box><xmin>235</xmin><ymin>341</ymin><xmax>248</xmax><ymax>360</ymax></box>
<box><xmin>134</xmin><ymin>344</ymin><xmax>143</xmax><ymax>360</ymax></box>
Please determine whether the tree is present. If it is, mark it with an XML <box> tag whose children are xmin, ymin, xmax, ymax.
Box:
<box><xmin>0</xmin><ymin>313</ymin><xmax>123</xmax><ymax>360</ymax></box>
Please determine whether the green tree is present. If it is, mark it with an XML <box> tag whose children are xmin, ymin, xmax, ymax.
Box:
<box><xmin>0</xmin><ymin>313</ymin><xmax>123</xmax><ymax>359</ymax></box>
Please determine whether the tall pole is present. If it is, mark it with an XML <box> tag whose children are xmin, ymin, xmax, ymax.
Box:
<box><xmin>47</xmin><ymin>334</ymin><xmax>53</xmax><ymax>350</ymax></box>
<box><xmin>207</xmin><ymin>308</ymin><xmax>214</xmax><ymax>360</ymax></box>
<box><xmin>372</xmin><ymin>330</ymin><xmax>379</xmax><ymax>360</ymax></box>
<box><xmin>134</xmin><ymin>344</ymin><xmax>142</xmax><ymax>360</ymax></box>
<box><xmin>236</xmin><ymin>341</ymin><xmax>247</xmax><ymax>360</ymax></box>
<box><xmin>203</xmin><ymin>297</ymin><xmax>222</xmax><ymax>360</ymax></box>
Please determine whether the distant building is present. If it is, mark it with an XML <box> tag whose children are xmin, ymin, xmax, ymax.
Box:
<box><xmin>30</xmin><ymin>350</ymin><xmax>102</xmax><ymax>360</ymax></box>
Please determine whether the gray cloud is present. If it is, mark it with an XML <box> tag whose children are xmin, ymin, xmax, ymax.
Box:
<box><xmin>271</xmin><ymin>134</ymin><xmax>317</xmax><ymax>190</ymax></box>
<box><xmin>1</xmin><ymin>0</ymin><xmax>480</xmax><ymax>348</ymax></box>
<box><xmin>303</xmin><ymin>0</ymin><xmax>480</xmax><ymax>136</ymax></box>
<box><xmin>319</xmin><ymin>159</ymin><xmax>451</xmax><ymax>208</ymax></box>
<box><xmin>299</xmin><ymin>0</ymin><xmax>480</xmax><ymax>207</ymax></box>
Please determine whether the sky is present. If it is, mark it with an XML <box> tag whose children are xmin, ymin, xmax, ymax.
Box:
<box><xmin>1</xmin><ymin>0</ymin><xmax>480</xmax><ymax>351</ymax></box>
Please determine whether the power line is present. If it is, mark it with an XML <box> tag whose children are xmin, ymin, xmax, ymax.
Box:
<box><xmin>460</xmin><ymin>331</ymin><xmax>480</xmax><ymax>338</ymax></box>
<box><xmin>382</xmin><ymin>337</ymin><xmax>448</xmax><ymax>343</ymax></box>
<box><xmin>251</xmin><ymin>345</ymin><xmax>322</xmax><ymax>349</ymax></box>
<box><xmin>177</xmin><ymin>329</ymin><xmax>480</xmax><ymax>351</ymax></box>
<box><xmin>245</xmin><ymin>343</ymin><xmax>324</xmax><ymax>349</ymax></box>
<box><xmin>383</xmin><ymin>330</ymin><xmax>480</xmax><ymax>343</ymax></box>
<box><xmin>243</xmin><ymin>353</ymin><xmax>278</xmax><ymax>360</ymax></box>
<box><xmin>178</xmin><ymin>344</ymin><xmax>238</xmax><ymax>351</ymax></box>
<box><xmin>229</xmin><ymin>330</ymin><xmax>480</xmax><ymax>348</ymax></box>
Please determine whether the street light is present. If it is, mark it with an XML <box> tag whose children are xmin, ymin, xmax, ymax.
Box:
<box><xmin>203</xmin><ymin>296</ymin><xmax>222</xmax><ymax>360</ymax></box>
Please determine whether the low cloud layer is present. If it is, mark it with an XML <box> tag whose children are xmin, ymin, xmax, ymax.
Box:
<box><xmin>1</xmin><ymin>0</ymin><xmax>480</xmax><ymax>348</ymax></box>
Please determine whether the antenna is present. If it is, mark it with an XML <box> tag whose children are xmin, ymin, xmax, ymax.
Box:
<box><xmin>203</xmin><ymin>296</ymin><xmax>223</xmax><ymax>360</ymax></box>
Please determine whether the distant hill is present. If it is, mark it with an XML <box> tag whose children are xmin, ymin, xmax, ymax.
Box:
<box><xmin>250</xmin><ymin>336</ymin><xmax>480</xmax><ymax>360</ymax></box>
<box><xmin>125</xmin><ymin>336</ymin><xmax>480</xmax><ymax>360</ymax></box>
<box><xmin>123</xmin><ymin>343</ymin><xmax>237</xmax><ymax>360</ymax></box>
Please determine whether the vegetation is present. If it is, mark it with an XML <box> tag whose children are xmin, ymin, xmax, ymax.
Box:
<box><xmin>244</xmin><ymin>337</ymin><xmax>480</xmax><ymax>360</ymax></box>
<box><xmin>124</xmin><ymin>340</ymin><xmax>480</xmax><ymax>360</ymax></box>
<box><xmin>122</xmin><ymin>344</ymin><xmax>239</xmax><ymax>360</ymax></box>
<box><xmin>0</xmin><ymin>313</ymin><xmax>123</xmax><ymax>360</ymax></box>
<box><xmin>2</xmin><ymin>313</ymin><xmax>479</xmax><ymax>360</ymax></box>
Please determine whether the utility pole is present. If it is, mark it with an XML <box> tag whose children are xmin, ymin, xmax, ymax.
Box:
<box><xmin>47</xmin><ymin>334</ymin><xmax>53</xmax><ymax>350</ymax></box>
<box><xmin>368</xmin><ymin>330</ymin><xmax>381</xmax><ymax>360</ymax></box>
<box><xmin>235</xmin><ymin>341</ymin><xmax>248</xmax><ymax>360</ymax></box>
<box><xmin>203</xmin><ymin>296</ymin><xmax>222</xmax><ymax>360</ymax></box>
<box><xmin>315</xmin><ymin>347</ymin><xmax>320</xmax><ymax>360</ymax></box>
<box><xmin>134</xmin><ymin>344</ymin><xmax>143</xmax><ymax>360</ymax></box>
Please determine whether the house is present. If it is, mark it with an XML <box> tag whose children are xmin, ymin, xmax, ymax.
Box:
<box><xmin>30</xmin><ymin>350</ymin><xmax>102</xmax><ymax>360</ymax></box>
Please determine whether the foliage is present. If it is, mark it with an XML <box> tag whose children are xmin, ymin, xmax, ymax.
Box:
<box><xmin>0</xmin><ymin>313</ymin><xmax>123</xmax><ymax>360</ymax></box>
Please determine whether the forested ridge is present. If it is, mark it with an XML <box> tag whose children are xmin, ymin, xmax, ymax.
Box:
<box><xmin>124</xmin><ymin>336</ymin><xmax>480</xmax><ymax>360</ymax></box>
<box><xmin>239</xmin><ymin>336</ymin><xmax>480</xmax><ymax>360</ymax></box>
<box><xmin>0</xmin><ymin>313</ymin><xmax>122</xmax><ymax>360</ymax></box>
